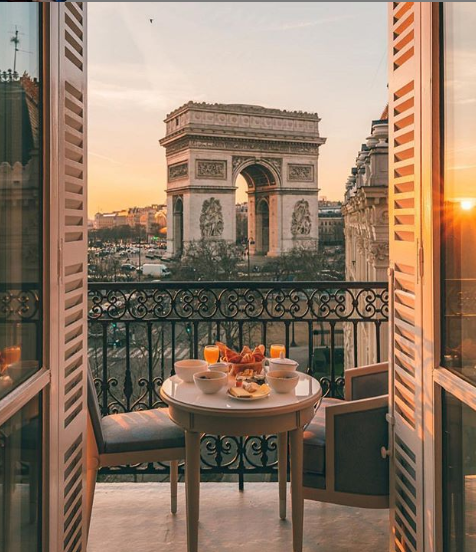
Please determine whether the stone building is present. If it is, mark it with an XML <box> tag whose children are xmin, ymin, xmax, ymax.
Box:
<box><xmin>160</xmin><ymin>102</ymin><xmax>326</xmax><ymax>257</ymax></box>
<box><xmin>342</xmin><ymin>116</ymin><xmax>389</xmax><ymax>368</ymax></box>
<box><xmin>93</xmin><ymin>204</ymin><xmax>166</xmax><ymax>234</ymax></box>
<box><xmin>318</xmin><ymin>200</ymin><xmax>344</xmax><ymax>245</ymax></box>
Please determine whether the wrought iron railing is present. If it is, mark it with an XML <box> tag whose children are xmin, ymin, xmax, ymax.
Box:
<box><xmin>88</xmin><ymin>281</ymin><xmax>388</xmax><ymax>483</ymax></box>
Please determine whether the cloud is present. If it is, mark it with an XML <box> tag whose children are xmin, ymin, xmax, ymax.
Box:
<box><xmin>89</xmin><ymin>151</ymin><xmax>127</xmax><ymax>166</ymax></box>
<box><xmin>264</xmin><ymin>14</ymin><xmax>354</xmax><ymax>32</ymax></box>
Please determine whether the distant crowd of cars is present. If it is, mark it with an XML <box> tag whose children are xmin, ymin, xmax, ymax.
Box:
<box><xmin>88</xmin><ymin>241</ymin><xmax>171</xmax><ymax>281</ymax></box>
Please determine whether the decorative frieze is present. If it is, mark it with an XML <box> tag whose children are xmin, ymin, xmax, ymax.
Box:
<box><xmin>288</xmin><ymin>163</ymin><xmax>314</xmax><ymax>182</ymax></box>
<box><xmin>291</xmin><ymin>199</ymin><xmax>312</xmax><ymax>236</ymax></box>
<box><xmin>168</xmin><ymin>161</ymin><xmax>188</xmax><ymax>182</ymax></box>
<box><xmin>166</xmin><ymin>136</ymin><xmax>320</xmax><ymax>157</ymax></box>
<box><xmin>196</xmin><ymin>160</ymin><xmax>227</xmax><ymax>180</ymax></box>
<box><xmin>200</xmin><ymin>197</ymin><xmax>224</xmax><ymax>238</ymax></box>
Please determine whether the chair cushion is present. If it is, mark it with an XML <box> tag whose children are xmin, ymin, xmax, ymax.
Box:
<box><xmin>101</xmin><ymin>408</ymin><xmax>185</xmax><ymax>455</ymax></box>
<box><xmin>303</xmin><ymin>398</ymin><xmax>342</xmax><ymax>478</ymax></box>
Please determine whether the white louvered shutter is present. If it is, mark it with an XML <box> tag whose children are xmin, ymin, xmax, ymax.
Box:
<box><xmin>49</xmin><ymin>3</ymin><xmax>88</xmax><ymax>552</ymax></box>
<box><xmin>388</xmin><ymin>3</ymin><xmax>424</xmax><ymax>551</ymax></box>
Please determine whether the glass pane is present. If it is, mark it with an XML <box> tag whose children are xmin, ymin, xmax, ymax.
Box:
<box><xmin>442</xmin><ymin>3</ymin><xmax>476</xmax><ymax>379</ymax></box>
<box><xmin>443</xmin><ymin>390</ymin><xmax>476</xmax><ymax>552</ymax></box>
<box><xmin>0</xmin><ymin>4</ymin><xmax>41</xmax><ymax>397</ymax></box>
<box><xmin>0</xmin><ymin>395</ymin><xmax>42</xmax><ymax>551</ymax></box>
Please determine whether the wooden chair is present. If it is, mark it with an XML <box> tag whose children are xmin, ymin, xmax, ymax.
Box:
<box><xmin>303</xmin><ymin>362</ymin><xmax>389</xmax><ymax>509</ymax></box>
<box><xmin>86</xmin><ymin>370</ymin><xmax>185</xmax><ymax>536</ymax></box>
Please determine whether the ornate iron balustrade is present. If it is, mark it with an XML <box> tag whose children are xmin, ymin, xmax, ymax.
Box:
<box><xmin>88</xmin><ymin>280</ymin><xmax>388</xmax><ymax>483</ymax></box>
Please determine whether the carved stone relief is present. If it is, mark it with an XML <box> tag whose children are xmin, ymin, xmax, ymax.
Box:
<box><xmin>200</xmin><ymin>197</ymin><xmax>224</xmax><ymax>238</ymax></box>
<box><xmin>168</xmin><ymin>161</ymin><xmax>188</xmax><ymax>182</ymax></box>
<box><xmin>288</xmin><ymin>163</ymin><xmax>314</xmax><ymax>182</ymax></box>
<box><xmin>232</xmin><ymin>156</ymin><xmax>254</xmax><ymax>175</ymax></box>
<box><xmin>368</xmin><ymin>242</ymin><xmax>389</xmax><ymax>263</ymax></box>
<box><xmin>263</xmin><ymin>157</ymin><xmax>282</xmax><ymax>179</ymax></box>
<box><xmin>291</xmin><ymin>200</ymin><xmax>312</xmax><ymax>237</ymax></box>
<box><xmin>196</xmin><ymin>160</ymin><xmax>227</xmax><ymax>179</ymax></box>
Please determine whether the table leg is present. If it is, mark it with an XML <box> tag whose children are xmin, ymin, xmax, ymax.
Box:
<box><xmin>290</xmin><ymin>427</ymin><xmax>304</xmax><ymax>552</ymax></box>
<box><xmin>278</xmin><ymin>432</ymin><xmax>287</xmax><ymax>520</ymax></box>
<box><xmin>185</xmin><ymin>431</ymin><xmax>201</xmax><ymax>552</ymax></box>
<box><xmin>170</xmin><ymin>460</ymin><xmax>178</xmax><ymax>514</ymax></box>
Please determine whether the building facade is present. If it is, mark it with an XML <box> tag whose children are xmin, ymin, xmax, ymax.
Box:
<box><xmin>318</xmin><ymin>200</ymin><xmax>344</xmax><ymax>245</ymax></box>
<box><xmin>93</xmin><ymin>204</ymin><xmax>166</xmax><ymax>233</ymax></box>
<box><xmin>160</xmin><ymin>102</ymin><xmax>326</xmax><ymax>257</ymax></box>
<box><xmin>342</xmin><ymin>117</ymin><xmax>389</xmax><ymax>368</ymax></box>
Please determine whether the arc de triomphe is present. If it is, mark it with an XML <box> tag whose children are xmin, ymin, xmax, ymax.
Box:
<box><xmin>160</xmin><ymin>102</ymin><xmax>326</xmax><ymax>257</ymax></box>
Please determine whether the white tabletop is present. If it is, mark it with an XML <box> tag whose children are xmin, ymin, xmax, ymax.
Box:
<box><xmin>161</xmin><ymin>372</ymin><xmax>322</xmax><ymax>416</ymax></box>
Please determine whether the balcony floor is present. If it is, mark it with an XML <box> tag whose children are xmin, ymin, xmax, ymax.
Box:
<box><xmin>88</xmin><ymin>482</ymin><xmax>389</xmax><ymax>551</ymax></box>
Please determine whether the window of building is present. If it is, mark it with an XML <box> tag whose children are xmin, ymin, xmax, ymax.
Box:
<box><xmin>0</xmin><ymin>3</ymin><xmax>42</xmax><ymax>398</ymax></box>
<box><xmin>0</xmin><ymin>395</ymin><xmax>42</xmax><ymax>552</ymax></box>
<box><xmin>442</xmin><ymin>2</ymin><xmax>476</xmax><ymax>381</ymax></box>
<box><xmin>442</xmin><ymin>389</ymin><xmax>476</xmax><ymax>551</ymax></box>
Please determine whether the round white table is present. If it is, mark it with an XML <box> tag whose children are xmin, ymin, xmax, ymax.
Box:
<box><xmin>160</xmin><ymin>372</ymin><xmax>322</xmax><ymax>552</ymax></box>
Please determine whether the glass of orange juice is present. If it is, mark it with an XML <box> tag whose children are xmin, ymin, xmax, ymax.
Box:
<box><xmin>2</xmin><ymin>345</ymin><xmax>21</xmax><ymax>365</ymax></box>
<box><xmin>270</xmin><ymin>344</ymin><xmax>285</xmax><ymax>359</ymax></box>
<box><xmin>204</xmin><ymin>345</ymin><xmax>220</xmax><ymax>364</ymax></box>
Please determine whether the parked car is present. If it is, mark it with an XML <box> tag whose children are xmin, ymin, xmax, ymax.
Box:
<box><xmin>121</xmin><ymin>263</ymin><xmax>136</xmax><ymax>272</ymax></box>
<box><xmin>141</xmin><ymin>264</ymin><xmax>171</xmax><ymax>278</ymax></box>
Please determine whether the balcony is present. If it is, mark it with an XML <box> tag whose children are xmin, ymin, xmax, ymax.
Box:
<box><xmin>88</xmin><ymin>482</ymin><xmax>389</xmax><ymax>552</ymax></box>
<box><xmin>87</xmin><ymin>280</ymin><xmax>388</xmax><ymax>484</ymax></box>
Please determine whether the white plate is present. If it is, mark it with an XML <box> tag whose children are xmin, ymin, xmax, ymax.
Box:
<box><xmin>226</xmin><ymin>388</ymin><xmax>271</xmax><ymax>401</ymax></box>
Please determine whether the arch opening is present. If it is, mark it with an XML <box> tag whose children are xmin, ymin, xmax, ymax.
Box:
<box><xmin>235</xmin><ymin>162</ymin><xmax>277</xmax><ymax>255</ymax></box>
<box><xmin>240</xmin><ymin>163</ymin><xmax>277</xmax><ymax>188</ymax></box>
<box><xmin>173</xmin><ymin>196</ymin><xmax>184</xmax><ymax>255</ymax></box>
<box><xmin>255</xmin><ymin>198</ymin><xmax>270</xmax><ymax>255</ymax></box>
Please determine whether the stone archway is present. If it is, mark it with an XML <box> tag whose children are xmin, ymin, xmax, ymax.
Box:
<box><xmin>160</xmin><ymin>102</ymin><xmax>326</xmax><ymax>257</ymax></box>
<box><xmin>233</xmin><ymin>160</ymin><xmax>278</xmax><ymax>255</ymax></box>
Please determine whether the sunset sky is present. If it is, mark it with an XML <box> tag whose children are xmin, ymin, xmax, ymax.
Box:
<box><xmin>88</xmin><ymin>2</ymin><xmax>387</xmax><ymax>218</ymax></box>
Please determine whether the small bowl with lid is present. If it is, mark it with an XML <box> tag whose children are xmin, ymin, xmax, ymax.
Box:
<box><xmin>266</xmin><ymin>370</ymin><xmax>299</xmax><ymax>393</ymax></box>
<box><xmin>267</xmin><ymin>356</ymin><xmax>299</xmax><ymax>373</ymax></box>
<box><xmin>208</xmin><ymin>362</ymin><xmax>230</xmax><ymax>375</ymax></box>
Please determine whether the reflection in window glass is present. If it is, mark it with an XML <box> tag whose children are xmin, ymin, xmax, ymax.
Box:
<box><xmin>443</xmin><ymin>390</ymin><xmax>476</xmax><ymax>552</ymax></box>
<box><xmin>0</xmin><ymin>4</ymin><xmax>41</xmax><ymax>397</ymax></box>
<box><xmin>442</xmin><ymin>3</ymin><xmax>476</xmax><ymax>379</ymax></box>
<box><xmin>0</xmin><ymin>395</ymin><xmax>42</xmax><ymax>552</ymax></box>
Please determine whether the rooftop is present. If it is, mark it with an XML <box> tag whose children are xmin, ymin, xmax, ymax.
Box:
<box><xmin>165</xmin><ymin>101</ymin><xmax>320</xmax><ymax>121</ymax></box>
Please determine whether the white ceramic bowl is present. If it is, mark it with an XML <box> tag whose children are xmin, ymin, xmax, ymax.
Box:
<box><xmin>193</xmin><ymin>370</ymin><xmax>227</xmax><ymax>394</ymax></box>
<box><xmin>208</xmin><ymin>362</ymin><xmax>230</xmax><ymax>374</ymax></box>
<box><xmin>175</xmin><ymin>359</ymin><xmax>208</xmax><ymax>383</ymax></box>
<box><xmin>266</xmin><ymin>370</ymin><xmax>299</xmax><ymax>393</ymax></box>
<box><xmin>267</xmin><ymin>357</ymin><xmax>299</xmax><ymax>373</ymax></box>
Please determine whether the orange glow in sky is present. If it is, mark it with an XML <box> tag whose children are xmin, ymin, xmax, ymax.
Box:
<box><xmin>88</xmin><ymin>2</ymin><xmax>387</xmax><ymax>218</ymax></box>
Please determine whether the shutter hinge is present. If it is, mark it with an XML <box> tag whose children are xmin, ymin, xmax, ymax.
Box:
<box><xmin>418</xmin><ymin>241</ymin><xmax>424</xmax><ymax>280</ymax></box>
<box><xmin>58</xmin><ymin>238</ymin><xmax>64</xmax><ymax>284</ymax></box>
<box><xmin>382</xmin><ymin>413</ymin><xmax>395</xmax><ymax>459</ymax></box>
<box><xmin>386</xmin><ymin>413</ymin><xmax>395</xmax><ymax>426</ymax></box>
